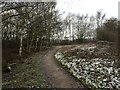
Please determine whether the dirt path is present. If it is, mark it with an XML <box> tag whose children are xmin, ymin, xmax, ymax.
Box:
<box><xmin>42</xmin><ymin>46</ymin><xmax>86</xmax><ymax>88</ymax></box>
<box><xmin>2</xmin><ymin>45</ymin><xmax>88</xmax><ymax>89</ymax></box>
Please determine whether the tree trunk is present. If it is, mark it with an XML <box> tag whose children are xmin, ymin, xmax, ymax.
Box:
<box><xmin>26</xmin><ymin>38</ymin><xmax>29</xmax><ymax>52</ymax></box>
<box><xmin>35</xmin><ymin>37</ymin><xmax>38</xmax><ymax>50</ymax></box>
<box><xmin>29</xmin><ymin>33</ymin><xmax>34</xmax><ymax>52</ymax></box>
<box><xmin>19</xmin><ymin>32</ymin><xmax>23</xmax><ymax>56</ymax></box>
<box><xmin>40</xmin><ymin>38</ymin><xmax>43</xmax><ymax>50</ymax></box>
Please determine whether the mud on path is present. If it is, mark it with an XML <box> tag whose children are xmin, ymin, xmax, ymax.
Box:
<box><xmin>42</xmin><ymin>46</ymin><xmax>86</xmax><ymax>88</ymax></box>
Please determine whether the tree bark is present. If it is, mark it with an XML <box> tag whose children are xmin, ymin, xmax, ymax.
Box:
<box><xmin>19</xmin><ymin>32</ymin><xmax>23</xmax><ymax>56</ymax></box>
<box><xmin>35</xmin><ymin>37</ymin><xmax>38</xmax><ymax>50</ymax></box>
<box><xmin>29</xmin><ymin>32</ymin><xmax>34</xmax><ymax>52</ymax></box>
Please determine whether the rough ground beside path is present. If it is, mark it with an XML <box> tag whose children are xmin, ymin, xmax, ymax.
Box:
<box><xmin>2</xmin><ymin>52</ymin><xmax>48</xmax><ymax>88</ymax></box>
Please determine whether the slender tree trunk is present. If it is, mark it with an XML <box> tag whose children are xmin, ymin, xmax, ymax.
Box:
<box><xmin>40</xmin><ymin>38</ymin><xmax>43</xmax><ymax>50</ymax></box>
<box><xmin>26</xmin><ymin>37</ymin><xmax>29</xmax><ymax>52</ymax></box>
<box><xmin>29</xmin><ymin>33</ymin><xmax>34</xmax><ymax>52</ymax></box>
<box><xmin>19</xmin><ymin>32</ymin><xmax>23</xmax><ymax>56</ymax></box>
<box><xmin>35</xmin><ymin>37</ymin><xmax>38</xmax><ymax>50</ymax></box>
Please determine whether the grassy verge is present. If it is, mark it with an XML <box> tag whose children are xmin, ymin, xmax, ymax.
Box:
<box><xmin>2</xmin><ymin>52</ymin><xmax>48</xmax><ymax>88</ymax></box>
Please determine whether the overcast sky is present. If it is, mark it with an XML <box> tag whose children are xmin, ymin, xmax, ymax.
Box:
<box><xmin>56</xmin><ymin>0</ymin><xmax>120</xmax><ymax>19</ymax></box>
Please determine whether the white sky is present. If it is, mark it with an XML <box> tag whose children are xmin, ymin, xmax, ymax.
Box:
<box><xmin>56</xmin><ymin>0</ymin><xmax>120</xmax><ymax>19</ymax></box>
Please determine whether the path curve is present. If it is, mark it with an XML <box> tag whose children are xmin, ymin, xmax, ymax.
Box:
<box><xmin>42</xmin><ymin>46</ymin><xmax>87</xmax><ymax>88</ymax></box>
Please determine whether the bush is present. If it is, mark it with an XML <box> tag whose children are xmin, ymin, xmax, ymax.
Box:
<box><xmin>97</xmin><ymin>30</ymin><xmax>117</xmax><ymax>42</ymax></box>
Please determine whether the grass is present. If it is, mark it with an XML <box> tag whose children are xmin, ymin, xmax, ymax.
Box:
<box><xmin>2</xmin><ymin>52</ymin><xmax>48</xmax><ymax>88</ymax></box>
